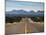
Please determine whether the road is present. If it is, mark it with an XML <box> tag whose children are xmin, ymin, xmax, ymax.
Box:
<box><xmin>5</xmin><ymin>18</ymin><xmax>44</xmax><ymax>34</ymax></box>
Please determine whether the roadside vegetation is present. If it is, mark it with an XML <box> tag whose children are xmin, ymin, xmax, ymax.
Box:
<box><xmin>31</xmin><ymin>16</ymin><xmax>44</xmax><ymax>22</ymax></box>
<box><xmin>5</xmin><ymin>16</ymin><xmax>22</xmax><ymax>23</ymax></box>
<box><xmin>5</xmin><ymin>16</ymin><xmax>44</xmax><ymax>23</ymax></box>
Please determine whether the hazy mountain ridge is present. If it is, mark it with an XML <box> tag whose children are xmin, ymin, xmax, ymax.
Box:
<box><xmin>6</xmin><ymin>10</ymin><xmax>44</xmax><ymax>14</ymax></box>
<box><xmin>5</xmin><ymin>10</ymin><xmax>44</xmax><ymax>17</ymax></box>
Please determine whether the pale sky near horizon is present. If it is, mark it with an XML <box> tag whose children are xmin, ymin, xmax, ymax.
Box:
<box><xmin>6</xmin><ymin>0</ymin><xmax>44</xmax><ymax>12</ymax></box>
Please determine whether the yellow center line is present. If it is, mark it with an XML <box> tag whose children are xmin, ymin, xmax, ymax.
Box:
<box><xmin>25</xmin><ymin>23</ymin><xmax>27</xmax><ymax>33</ymax></box>
<box><xmin>25</xmin><ymin>23</ymin><xmax>30</xmax><ymax>33</ymax></box>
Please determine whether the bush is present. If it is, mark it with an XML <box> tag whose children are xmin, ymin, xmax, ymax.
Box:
<box><xmin>31</xmin><ymin>16</ymin><xmax>44</xmax><ymax>22</ymax></box>
<box><xmin>5</xmin><ymin>16</ymin><xmax>22</xmax><ymax>23</ymax></box>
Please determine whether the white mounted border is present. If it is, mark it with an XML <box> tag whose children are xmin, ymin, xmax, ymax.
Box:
<box><xmin>0</xmin><ymin>0</ymin><xmax>46</xmax><ymax>35</ymax></box>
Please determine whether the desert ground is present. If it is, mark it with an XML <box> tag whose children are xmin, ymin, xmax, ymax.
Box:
<box><xmin>5</xmin><ymin>18</ymin><xmax>44</xmax><ymax>34</ymax></box>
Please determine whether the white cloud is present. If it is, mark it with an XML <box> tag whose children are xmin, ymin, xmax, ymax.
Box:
<box><xmin>15</xmin><ymin>6</ymin><xmax>43</xmax><ymax>12</ymax></box>
<box><xmin>6</xmin><ymin>6</ymin><xmax>43</xmax><ymax>12</ymax></box>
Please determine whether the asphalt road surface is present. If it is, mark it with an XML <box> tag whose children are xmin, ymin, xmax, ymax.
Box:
<box><xmin>5</xmin><ymin>18</ymin><xmax>44</xmax><ymax>34</ymax></box>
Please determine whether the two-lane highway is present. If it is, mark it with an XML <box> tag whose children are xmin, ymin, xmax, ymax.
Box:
<box><xmin>5</xmin><ymin>18</ymin><xmax>44</xmax><ymax>34</ymax></box>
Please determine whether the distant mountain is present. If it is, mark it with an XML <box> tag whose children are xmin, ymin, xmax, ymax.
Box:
<box><xmin>5</xmin><ymin>10</ymin><xmax>36</xmax><ymax>14</ymax></box>
<box><xmin>29</xmin><ymin>10</ymin><xmax>35</xmax><ymax>13</ymax></box>
<box><xmin>5</xmin><ymin>10</ymin><xmax>44</xmax><ymax>17</ymax></box>
<box><xmin>37</xmin><ymin>10</ymin><xmax>44</xmax><ymax>13</ymax></box>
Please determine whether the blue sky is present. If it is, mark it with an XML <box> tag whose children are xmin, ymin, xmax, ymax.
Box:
<box><xmin>6</xmin><ymin>0</ymin><xmax>44</xmax><ymax>12</ymax></box>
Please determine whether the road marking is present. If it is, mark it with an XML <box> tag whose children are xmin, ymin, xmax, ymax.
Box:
<box><xmin>25</xmin><ymin>23</ymin><xmax>30</xmax><ymax>33</ymax></box>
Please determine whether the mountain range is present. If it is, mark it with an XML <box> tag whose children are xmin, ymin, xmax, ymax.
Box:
<box><xmin>5</xmin><ymin>10</ymin><xmax>44</xmax><ymax>17</ymax></box>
